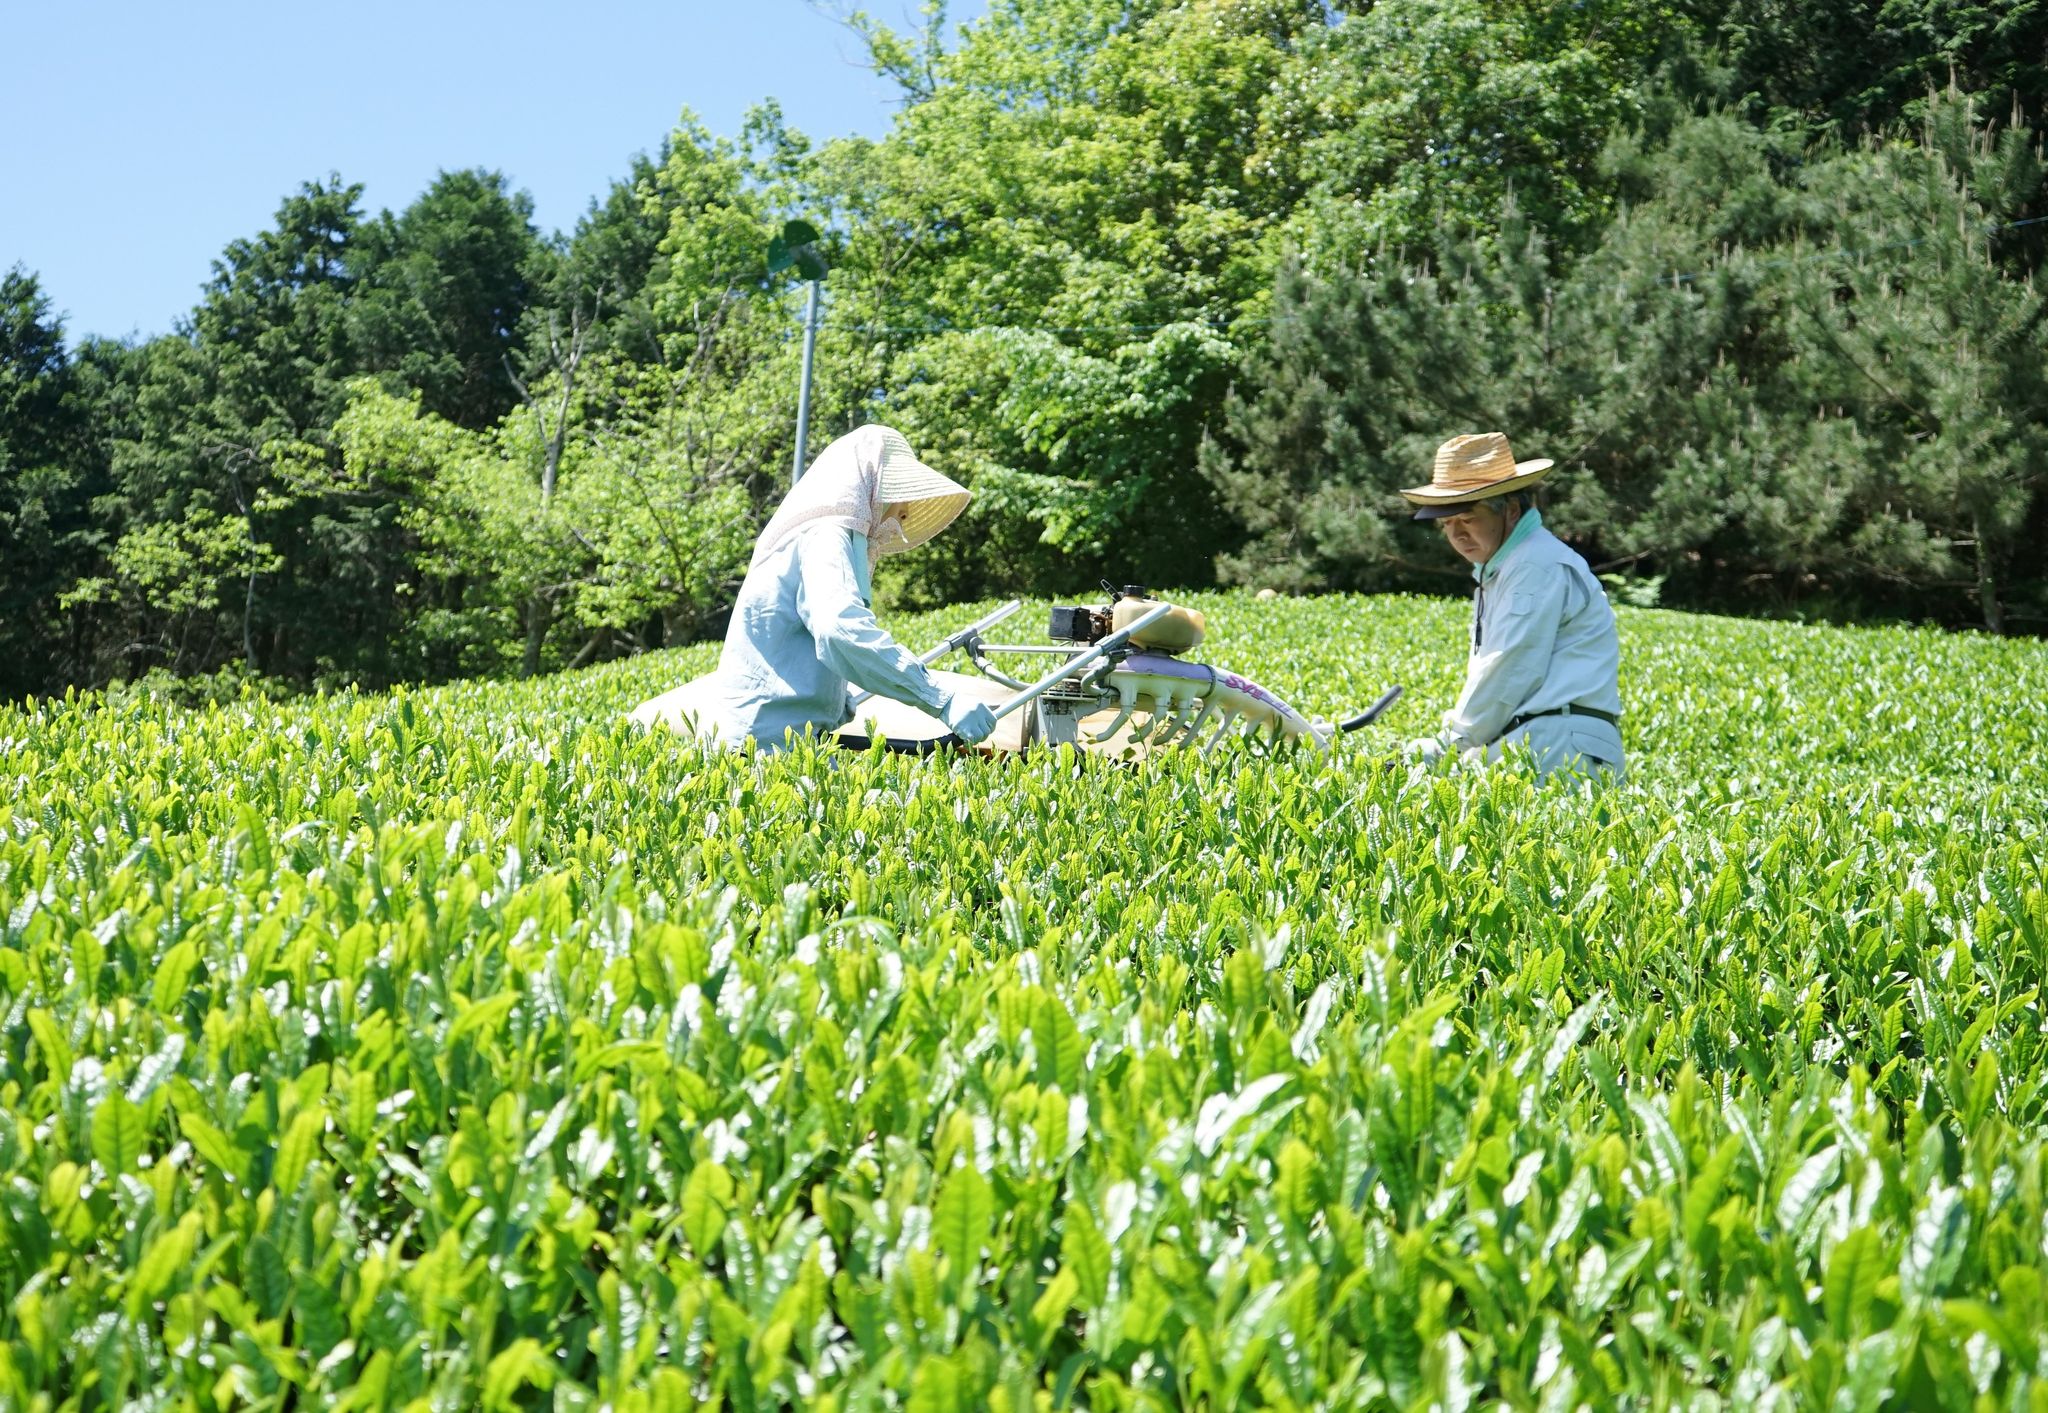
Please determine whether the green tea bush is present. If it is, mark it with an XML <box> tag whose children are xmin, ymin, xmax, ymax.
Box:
<box><xmin>2</xmin><ymin>594</ymin><xmax>2045</xmax><ymax>1409</ymax></box>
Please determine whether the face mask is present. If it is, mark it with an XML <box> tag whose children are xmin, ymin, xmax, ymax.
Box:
<box><xmin>871</xmin><ymin>514</ymin><xmax>910</xmax><ymax>561</ymax></box>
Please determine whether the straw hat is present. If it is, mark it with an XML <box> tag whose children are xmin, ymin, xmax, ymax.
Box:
<box><xmin>872</xmin><ymin>427</ymin><xmax>970</xmax><ymax>555</ymax></box>
<box><xmin>1400</xmin><ymin>433</ymin><xmax>1554</xmax><ymax>520</ymax></box>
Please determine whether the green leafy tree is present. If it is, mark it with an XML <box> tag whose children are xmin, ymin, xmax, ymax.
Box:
<box><xmin>77</xmin><ymin>176</ymin><xmax>473</xmax><ymax>685</ymax></box>
<box><xmin>797</xmin><ymin>0</ymin><xmax>1333</xmax><ymax>595</ymax></box>
<box><xmin>334</xmin><ymin>357</ymin><xmax>753</xmax><ymax>678</ymax></box>
<box><xmin>879</xmin><ymin>321</ymin><xmax>1239</xmax><ymax>601</ymax></box>
<box><xmin>1677</xmin><ymin>0</ymin><xmax>2048</xmax><ymax>137</ymax></box>
<box><xmin>59</xmin><ymin>510</ymin><xmax>282</xmax><ymax>670</ymax></box>
<box><xmin>0</xmin><ymin>269</ymin><xmax>70</xmax><ymax>465</ymax></box>
<box><xmin>1209</xmin><ymin>96</ymin><xmax>2048</xmax><ymax>630</ymax></box>
<box><xmin>1767</xmin><ymin>99</ymin><xmax>2048</xmax><ymax>630</ymax></box>
<box><xmin>559</xmin><ymin>151</ymin><xmax>672</xmax><ymax>365</ymax></box>
<box><xmin>352</xmin><ymin>168</ymin><xmax>551</xmax><ymax>430</ymax></box>
<box><xmin>331</xmin><ymin>380</ymin><xmax>572</xmax><ymax>678</ymax></box>
<box><xmin>320</xmin><ymin>114</ymin><xmax>801</xmax><ymax>680</ymax></box>
<box><xmin>1284</xmin><ymin>0</ymin><xmax>1682</xmax><ymax>267</ymax></box>
<box><xmin>0</xmin><ymin>269</ymin><xmax>107</xmax><ymax>697</ymax></box>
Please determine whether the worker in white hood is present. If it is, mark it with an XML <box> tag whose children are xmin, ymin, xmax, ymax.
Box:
<box><xmin>630</xmin><ymin>425</ymin><xmax>997</xmax><ymax>750</ymax></box>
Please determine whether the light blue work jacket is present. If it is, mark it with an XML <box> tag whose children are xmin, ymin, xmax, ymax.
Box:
<box><xmin>1443</xmin><ymin>509</ymin><xmax>1626</xmax><ymax>777</ymax></box>
<box><xmin>697</xmin><ymin>522</ymin><xmax>953</xmax><ymax>749</ymax></box>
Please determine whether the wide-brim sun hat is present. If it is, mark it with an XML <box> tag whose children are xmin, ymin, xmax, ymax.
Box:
<box><xmin>873</xmin><ymin>427</ymin><xmax>971</xmax><ymax>554</ymax></box>
<box><xmin>1401</xmin><ymin>432</ymin><xmax>1554</xmax><ymax>520</ymax></box>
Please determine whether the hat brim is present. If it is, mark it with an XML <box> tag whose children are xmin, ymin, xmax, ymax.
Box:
<box><xmin>1400</xmin><ymin>459</ymin><xmax>1554</xmax><ymax>516</ymax></box>
<box><xmin>876</xmin><ymin>450</ymin><xmax>972</xmax><ymax>554</ymax></box>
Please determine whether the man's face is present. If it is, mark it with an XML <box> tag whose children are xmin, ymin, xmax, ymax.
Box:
<box><xmin>1436</xmin><ymin>501</ymin><xmax>1514</xmax><ymax>566</ymax></box>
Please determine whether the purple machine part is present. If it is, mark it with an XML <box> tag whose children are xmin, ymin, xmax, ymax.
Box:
<box><xmin>1115</xmin><ymin>653</ymin><xmax>1318</xmax><ymax>736</ymax></box>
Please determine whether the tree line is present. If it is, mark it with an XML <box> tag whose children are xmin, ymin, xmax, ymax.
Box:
<box><xmin>3</xmin><ymin>0</ymin><xmax>2044</xmax><ymax>702</ymax></box>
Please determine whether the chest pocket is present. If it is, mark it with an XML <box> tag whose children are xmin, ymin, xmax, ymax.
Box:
<box><xmin>1489</xmin><ymin>589</ymin><xmax>1543</xmax><ymax>640</ymax></box>
<box><xmin>1477</xmin><ymin>586</ymin><xmax>1547</xmax><ymax>650</ymax></box>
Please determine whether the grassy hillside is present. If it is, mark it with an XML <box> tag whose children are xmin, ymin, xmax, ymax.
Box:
<box><xmin>2</xmin><ymin>593</ymin><xmax>2044</xmax><ymax>1409</ymax></box>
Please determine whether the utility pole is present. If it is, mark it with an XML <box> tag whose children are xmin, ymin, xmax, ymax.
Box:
<box><xmin>767</xmin><ymin>218</ymin><xmax>831</xmax><ymax>485</ymax></box>
<box><xmin>793</xmin><ymin>278</ymin><xmax>821</xmax><ymax>484</ymax></box>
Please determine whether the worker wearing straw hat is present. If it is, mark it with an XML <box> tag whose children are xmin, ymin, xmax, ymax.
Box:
<box><xmin>1400</xmin><ymin>433</ymin><xmax>1625</xmax><ymax>781</ymax></box>
<box><xmin>630</xmin><ymin>425</ymin><xmax>998</xmax><ymax>750</ymax></box>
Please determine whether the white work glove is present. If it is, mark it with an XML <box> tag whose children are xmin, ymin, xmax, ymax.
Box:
<box><xmin>1404</xmin><ymin>734</ymin><xmax>1447</xmax><ymax>764</ymax></box>
<box><xmin>940</xmin><ymin>693</ymin><xmax>998</xmax><ymax>744</ymax></box>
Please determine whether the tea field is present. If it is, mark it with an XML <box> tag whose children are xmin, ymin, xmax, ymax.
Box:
<box><xmin>3</xmin><ymin>592</ymin><xmax>2046</xmax><ymax>1411</ymax></box>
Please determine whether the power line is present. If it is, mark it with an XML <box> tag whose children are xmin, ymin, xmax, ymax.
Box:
<box><xmin>824</xmin><ymin>314</ymin><xmax>1257</xmax><ymax>338</ymax></box>
<box><xmin>796</xmin><ymin>212</ymin><xmax>2048</xmax><ymax>340</ymax></box>
<box><xmin>1659</xmin><ymin>212</ymin><xmax>2048</xmax><ymax>286</ymax></box>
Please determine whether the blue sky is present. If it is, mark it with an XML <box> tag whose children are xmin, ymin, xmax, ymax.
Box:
<box><xmin>3</xmin><ymin>1</ymin><xmax>984</xmax><ymax>343</ymax></box>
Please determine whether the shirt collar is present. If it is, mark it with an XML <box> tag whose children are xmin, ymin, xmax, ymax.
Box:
<box><xmin>1474</xmin><ymin>506</ymin><xmax>1543</xmax><ymax>585</ymax></box>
